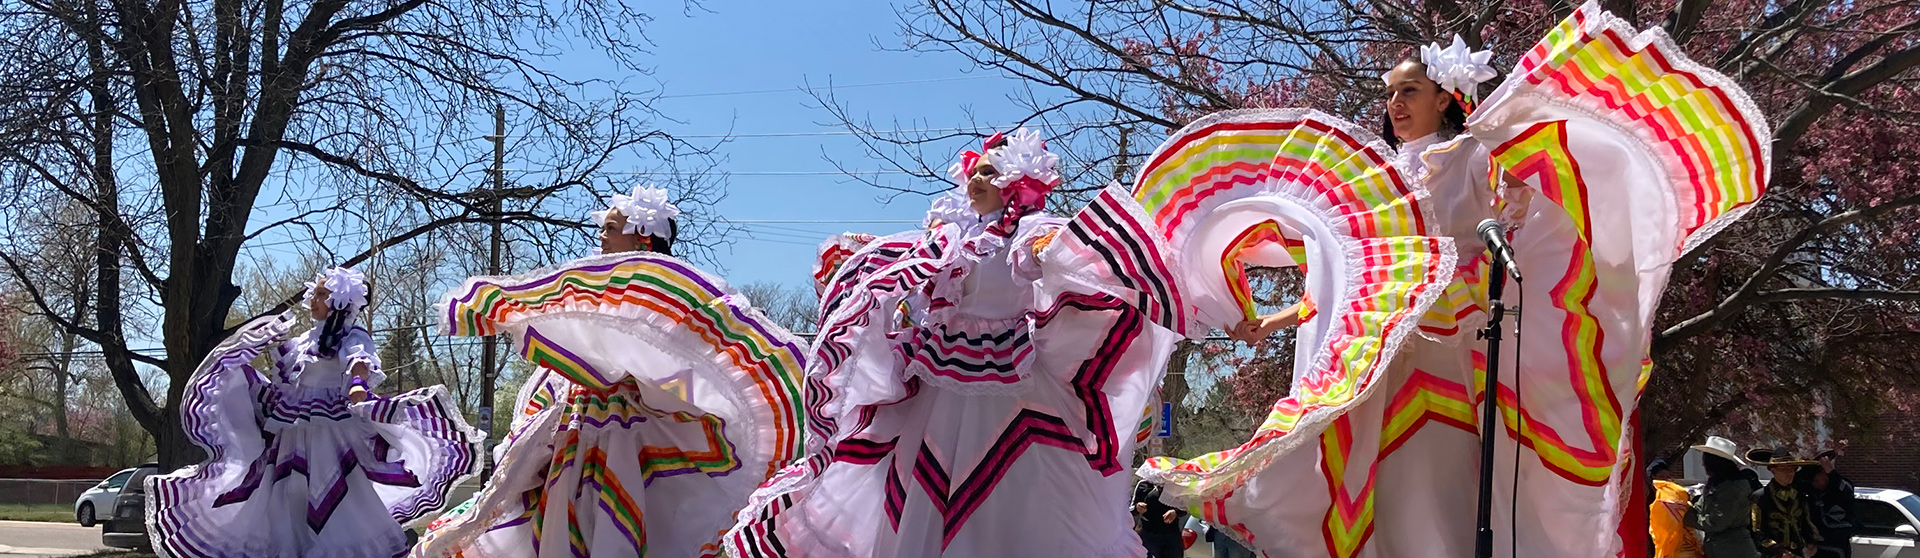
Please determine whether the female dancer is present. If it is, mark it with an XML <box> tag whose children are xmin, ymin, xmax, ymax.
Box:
<box><xmin>412</xmin><ymin>186</ymin><xmax>808</xmax><ymax>558</ymax></box>
<box><xmin>726</xmin><ymin>129</ymin><xmax>1191</xmax><ymax>557</ymax></box>
<box><xmin>147</xmin><ymin>267</ymin><xmax>484</xmax><ymax>558</ymax></box>
<box><xmin>1133</xmin><ymin>4</ymin><xmax>1773</xmax><ymax>557</ymax></box>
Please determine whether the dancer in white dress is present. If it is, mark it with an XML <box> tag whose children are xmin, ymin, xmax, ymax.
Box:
<box><xmin>726</xmin><ymin>129</ymin><xmax>1195</xmax><ymax>557</ymax></box>
<box><xmin>1136</xmin><ymin>4</ymin><xmax>1772</xmax><ymax>556</ymax></box>
<box><xmin>412</xmin><ymin>186</ymin><xmax>809</xmax><ymax>558</ymax></box>
<box><xmin>146</xmin><ymin>267</ymin><xmax>484</xmax><ymax>558</ymax></box>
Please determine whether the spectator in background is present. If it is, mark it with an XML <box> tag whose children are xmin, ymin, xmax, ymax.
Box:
<box><xmin>1816</xmin><ymin>450</ymin><xmax>1855</xmax><ymax>507</ymax></box>
<box><xmin>1747</xmin><ymin>447</ymin><xmax>1821</xmax><ymax>558</ymax></box>
<box><xmin>1199</xmin><ymin>519</ymin><xmax>1258</xmax><ymax>558</ymax></box>
<box><xmin>1798</xmin><ymin>456</ymin><xmax>1856</xmax><ymax>558</ymax></box>
<box><xmin>1686</xmin><ymin>436</ymin><xmax>1762</xmax><ymax>558</ymax></box>
<box><xmin>1650</xmin><ymin>459</ymin><xmax>1706</xmax><ymax>558</ymax></box>
<box><xmin>1134</xmin><ymin>480</ymin><xmax>1188</xmax><ymax>558</ymax></box>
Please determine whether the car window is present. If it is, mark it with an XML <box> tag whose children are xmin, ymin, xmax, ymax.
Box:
<box><xmin>123</xmin><ymin>467</ymin><xmax>157</xmax><ymax>494</ymax></box>
<box><xmin>1900</xmin><ymin>496</ymin><xmax>1920</xmax><ymax>527</ymax></box>
<box><xmin>103</xmin><ymin>470</ymin><xmax>133</xmax><ymax>489</ymax></box>
<box><xmin>1857</xmin><ymin>500</ymin><xmax>1916</xmax><ymax>538</ymax></box>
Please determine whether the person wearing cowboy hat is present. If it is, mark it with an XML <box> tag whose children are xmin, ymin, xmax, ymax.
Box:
<box><xmin>1748</xmin><ymin>446</ymin><xmax>1823</xmax><ymax>558</ymax></box>
<box><xmin>1800</xmin><ymin>449</ymin><xmax>1858</xmax><ymax>558</ymax></box>
<box><xmin>1687</xmin><ymin>436</ymin><xmax>1763</xmax><ymax>558</ymax></box>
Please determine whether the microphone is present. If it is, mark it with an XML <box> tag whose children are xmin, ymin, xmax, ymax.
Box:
<box><xmin>1476</xmin><ymin>219</ymin><xmax>1522</xmax><ymax>283</ymax></box>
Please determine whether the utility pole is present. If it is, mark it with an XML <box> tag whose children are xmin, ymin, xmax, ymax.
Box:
<box><xmin>480</xmin><ymin>104</ymin><xmax>505</xmax><ymax>477</ymax></box>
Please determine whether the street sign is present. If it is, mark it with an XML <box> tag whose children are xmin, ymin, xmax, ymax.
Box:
<box><xmin>1156</xmin><ymin>402</ymin><xmax>1172</xmax><ymax>437</ymax></box>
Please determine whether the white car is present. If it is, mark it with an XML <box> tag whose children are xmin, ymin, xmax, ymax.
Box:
<box><xmin>72</xmin><ymin>464</ymin><xmax>153</xmax><ymax>527</ymax></box>
<box><xmin>1855</xmin><ymin>487</ymin><xmax>1920</xmax><ymax>557</ymax></box>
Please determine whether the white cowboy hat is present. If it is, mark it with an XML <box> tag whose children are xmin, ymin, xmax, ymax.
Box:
<box><xmin>1691</xmin><ymin>436</ymin><xmax>1748</xmax><ymax>467</ymax></box>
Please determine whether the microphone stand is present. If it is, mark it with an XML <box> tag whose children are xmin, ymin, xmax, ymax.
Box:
<box><xmin>1473</xmin><ymin>256</ymin><xmax>1511</xmax><ymax>558</ymax></box>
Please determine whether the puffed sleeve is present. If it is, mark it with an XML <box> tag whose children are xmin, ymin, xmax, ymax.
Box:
<box><xmin>339</xmin><ymin>327</ymin><xmax>386</xmax><ymax>389</ymax></box>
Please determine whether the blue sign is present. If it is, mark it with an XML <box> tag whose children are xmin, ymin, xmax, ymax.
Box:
<box><xmin>1156</xmin><ymin>402</ymin><xmax>1172</xmax><ymax>437</ymax></box>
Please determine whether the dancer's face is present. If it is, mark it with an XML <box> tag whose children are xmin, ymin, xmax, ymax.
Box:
<box><xmin>966</xmin><ymin>157</ymin><xmax>1006</xmax><ymax>215</ymax></box>
<box><xmin>308</xmin><ymin>286</ymin><xmax>331</xmax><ymax>321</ymax></box>
<box><xmin>1383</xmin><ymin>61</ymin><xmax>1452</xmax><ymax>142</ymax></box>
<box><xmin>599</xmin><ymin>210</ymin><xmax>647</xmax><ymax>254</ymax></box>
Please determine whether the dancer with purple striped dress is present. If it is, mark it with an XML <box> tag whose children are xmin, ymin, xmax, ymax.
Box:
<box><xmin>146</xmin><ymin>267</ymin><xmax>484</xmax><ymax>558</ymax></box>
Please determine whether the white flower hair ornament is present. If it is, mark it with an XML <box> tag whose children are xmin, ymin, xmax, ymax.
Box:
<box><xmin>589</xmin><ymin>185</ymin><xmax>679</xmax><ymax>238</ymax></box>
<box><xmin>981</xmin><ymin>128</ymin><xmax>1061</xmax><ymax>216</ymax></box>
<box><xmin>303</xmin><ymin>267</ymin><xmax>370</xmax><ymax>312</ymax></box>
<box><xmin>1419</xmin><ymin>35</ymin><xmax>1497</xmax><ymax>110</ymax></box>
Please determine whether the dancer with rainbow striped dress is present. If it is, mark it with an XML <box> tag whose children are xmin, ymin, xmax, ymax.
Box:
<box><xmin>411</xmin><ymin>187</ymin><xmax>808</xmax><ymax>558</ymax></box>
<box><xmin>1132</xmin><ymin>3</ymin><xmax>1771</xmax><ymax>557</ymax></box>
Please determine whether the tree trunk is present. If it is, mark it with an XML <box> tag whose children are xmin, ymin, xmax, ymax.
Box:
<box><xmin>1160</xmin><ymin>342</ymin><xmax>1197</xmax><ymax>458</ymax></box>
<box><xmin>154</xmin><ymin>410</ymin><xmax>201</xmax><ymax>469</ymax></box>
<box><xmin>50</xmin><ymin>260</ymin><xmax>91</xmax><ymax>464</ymax></box>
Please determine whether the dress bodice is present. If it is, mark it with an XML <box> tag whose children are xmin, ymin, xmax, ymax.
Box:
<box><xmin>1402</xmin><ymin>133</ymin><xmax>1501</xmax><ymax>265</ymax></box>
<box><xmin>273</xmin><ymin>326</ymin><xmax>383</xmax><ymax>389</ymax></box>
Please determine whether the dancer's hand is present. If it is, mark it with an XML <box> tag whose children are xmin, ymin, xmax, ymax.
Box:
<box><xmin>348</xmin><ymin>385</ymin><xmax>370</xmax><ymax>403</ymax></box>
<box><xmin>1497</xmin><ymin>173</ymin><xmax>1534</xmax><ymax>230</ymax></box>
<box><xmin>1228</xmin><ymin>307</ymin><xmax>1301</xmax><ymax>344</ymax></box>
<box><xmin>1228</xmin><ymin>318</ymin><xmax>1266</xmax><ymax>343</ymax></box>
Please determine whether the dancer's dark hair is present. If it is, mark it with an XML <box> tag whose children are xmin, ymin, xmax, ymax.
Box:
<box><xmin>646</xmin><ymin>220</ymin><xmax>678</xmax><ymax>256</ymax></box>
<box><xmin>314</xmin><ymin>282</ymin><xmax>371</xmax><ymax>359</ymax></box>
<box><xmin>1381</xmin><ymin>58</ymin><xmax>1470</xmax><ymax>149</ymax></box>
<box><xmin>315</xmin><ymin>305</ymin><xmax>352</xmax><ymax>359</ymax></box>
<box><xmin>1702</xmin><ymin>454</ymin><xmax>1742</xmax><ymax>484</ymax></box>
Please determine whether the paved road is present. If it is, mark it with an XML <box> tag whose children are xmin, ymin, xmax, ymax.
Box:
<box><xmin>0</xmin><ymin>520</ymin><xmax>106</xmax><ymax>558</ymax></box>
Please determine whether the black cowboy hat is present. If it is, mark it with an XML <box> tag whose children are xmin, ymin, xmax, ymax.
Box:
<box><xmin>1745</xmin><ymin>446</ymin><xmax>1816</xmax><ymax>467</ymax></box>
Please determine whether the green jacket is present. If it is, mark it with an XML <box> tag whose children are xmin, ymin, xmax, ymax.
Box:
<box><xmin>1688</xmin><ymin>476</ymin><xmax>1761</xmax><ymax>558</ymax></box>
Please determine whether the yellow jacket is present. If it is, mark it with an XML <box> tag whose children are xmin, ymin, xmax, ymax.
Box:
<box><xmin>1652</xmin><ymin>480</ymin><xmax>1705</xmax><ymax>558</ymax></box>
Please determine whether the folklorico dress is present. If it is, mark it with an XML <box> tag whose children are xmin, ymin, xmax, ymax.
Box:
<box><xmin>410</xmin><ymin>251</ymin><xmax>808</xmax><ymax>558</ymax></box>
<box><xmin>146</xmin><ymin>312</ymin><xmax>485</xmax><ymax>558</ymax></box>
<box><xmin>725</xmin><ymin>184</ymin><xmax>1194</xmax><ymax>557</ymax></box>
<box><xmin>1133</xmin><ymin>3</ymin><xmax>1773</xmax><ymax>558</ymax></box>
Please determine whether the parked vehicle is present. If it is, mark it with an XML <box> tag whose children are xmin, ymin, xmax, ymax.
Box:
<box><xmin>101</xmin><ymin>464</ymin><xmax>158</xmax><ymax>550</ymax></box>
<box><xmin>72</xmin><ymin>464</ymin><xmax>153</xmax><ymax>527</ymax></box>
<box><xmin>1855</xmin><ymin>487</ymin><xmax>1920</xmax><ymax>558</ymax></box>
<box><xmin>97</xmin><ymin>469</ymin><xmax>481</xmax><ymax>549</ymax></box>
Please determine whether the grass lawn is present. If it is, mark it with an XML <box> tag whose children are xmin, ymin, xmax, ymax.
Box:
<box><xmin>0</xmin><ymin>503</ymin><xmax>74</xmax><ymax>523</ymax></box>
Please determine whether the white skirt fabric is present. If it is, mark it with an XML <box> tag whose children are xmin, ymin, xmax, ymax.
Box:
<box><xmin>412</xmin><ymin>252</ymin><xmax>809</xmax><ymax>558</ymax></box>
<box><xmin>1133</xmin><ymin>3</ymin><xmax>1772</xmax><ymax>557</ymax></box>
<box><xmin>146</xmin><ymin>313</ymin><xmax>484</xmax><ymax>558</ymax></box>
<box><xmin>727</xmin><ymin>187</ymin><xmax>1191</xmax><ymax>558</ymax></box>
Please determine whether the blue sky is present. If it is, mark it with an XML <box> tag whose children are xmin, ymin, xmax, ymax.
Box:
<box><xmin>124</xmin><ymin>3</ymin><xmax>1040</xmax><ymax>358</ymax></box>
<box><xmin>629</xmin><ymin>1</ymin><xmax>1034</xmax><ymax>287</ymax></box>
<box><xmin>231</xmin><ymin>2</ymin><xmax>1046</xmax><ymax>290</ymax></box>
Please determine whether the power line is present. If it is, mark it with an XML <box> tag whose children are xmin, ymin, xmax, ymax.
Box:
<box><xmin>724</xmin><ymin>219</ymin><xmax>919</xmax><ymax>224</ymax></box>
<box><xmin>656</xmin><ymin>75</ymin><xmax>998</xmax><ymax>100</ymax></box>
<box><xmin>540</xmin><ymin>119</ymin><xmax>1116</xmax><ymax>140</ymax></box>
